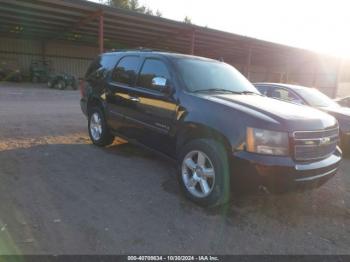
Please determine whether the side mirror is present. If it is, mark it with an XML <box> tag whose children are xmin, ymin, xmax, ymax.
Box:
<box><xmin>152</xmin><ymin>76</ymin><xmax>171</xmax><ymax>94</ymax></box>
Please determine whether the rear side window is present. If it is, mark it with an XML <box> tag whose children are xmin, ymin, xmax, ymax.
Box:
<box><xmin>137</xmin><ymin>59</ymin><xmax>170</xmax><ymax>90</ymax></box>
<box><xmin>85</xmin><ymin>55</ymin><xmax>117</xmax><ymax>80</ymax></box>
<box><xmin>112</xmin><ymin>56</ymin><xmax>140</xmax><ymax>86</ymax></box>
<box><xmin>100</xmin><ymin>55</ymin><xmax>117</xmax><ymax>69</ymax></box>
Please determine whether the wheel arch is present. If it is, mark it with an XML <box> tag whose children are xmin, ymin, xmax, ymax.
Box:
<box><xmin>176</xmin><ymin>123</ymin><xmax>232</xmax><ymax>157</ymax></box>
<box><xmin>87</xmin><ymin>96</ymin><xmax>105</xmax><ymax>116</ymax></box>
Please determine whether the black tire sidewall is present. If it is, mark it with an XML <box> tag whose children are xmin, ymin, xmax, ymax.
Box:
<box><xmin>177</xmin><ymin>139</ymin><xmax>230</xmax><ymax>207</ymax></box>
<box><xmin>88</xmin><ymin>107</ymin><xmax>114</xmax><ymax>147</ymax></box>
<box><xmin>32</xmin><ymin>76</ymin><xmax>38</xmax><ymax>83</ymax></box>
<box><xmin>56</xmin><ymin>80</ymin><xmax>66</xmax><ymax>90</ymax></box>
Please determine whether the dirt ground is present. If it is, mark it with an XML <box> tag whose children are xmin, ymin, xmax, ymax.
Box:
<box><xmin>0</xmin><ymin>82</ymin><xmax>349</xmax><ymax>255</ymax></box>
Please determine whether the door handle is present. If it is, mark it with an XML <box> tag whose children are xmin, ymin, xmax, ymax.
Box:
<box><xmin>129</xmin><ymin>96</ymin><xmax>140</xmax><ymax>102</ymax></box>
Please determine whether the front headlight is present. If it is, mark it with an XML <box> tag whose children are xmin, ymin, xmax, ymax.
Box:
<box><xmin>246</xmin><ymin>127</ymin><xmax>289</xmax><ymax>156</ymax></box>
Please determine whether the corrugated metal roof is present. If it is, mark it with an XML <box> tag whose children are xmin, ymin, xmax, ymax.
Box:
<box><xmin>0</xmin><ymin>0</ymin><xmax>335</xmax><ymax>66</ymax></box>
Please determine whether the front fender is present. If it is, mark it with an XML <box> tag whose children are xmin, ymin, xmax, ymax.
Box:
<box><xmin>175</xmin><ymin>95</ymin><xmax>247</xmax><ymax>152</ymax></box>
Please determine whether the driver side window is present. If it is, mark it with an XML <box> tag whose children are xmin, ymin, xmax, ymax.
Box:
<box><xmin>137</xmin><ymin>59</ymin><xmax>170</xmax><ymax>91</ymax></box>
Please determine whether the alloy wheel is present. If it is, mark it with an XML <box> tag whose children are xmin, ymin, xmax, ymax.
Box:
<box><xmin>181</xmin><ymin>150</ymin><xmax>215</xmax><ymax>198</ymax></box>
<box><xmin>90</xmin><ymin>112</ymin><xmax>103</xmax><ymax>141</ymax></box>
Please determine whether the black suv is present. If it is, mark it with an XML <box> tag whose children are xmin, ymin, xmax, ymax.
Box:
<box><xmin>80</xmin><ymin>51</ymin><xmax>342</xmax><ymax>207</ymax></box>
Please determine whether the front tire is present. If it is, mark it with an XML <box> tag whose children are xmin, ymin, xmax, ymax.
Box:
<box><xmin>178</xmin><ymin>139</ymin><xmax>230</xmax><ymax>207</ymax></box>
<box><xmin>88</xmin><ymin>107</ymin><xmax>114</xmax><ymax>147</ymax></box>
<box><xmin>55</xmin><ymin>79</ymin><xmax>66</xmax><ymax>90</ymax></box>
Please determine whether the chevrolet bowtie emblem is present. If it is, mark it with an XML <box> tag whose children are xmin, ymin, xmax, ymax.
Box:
<box><xmin>320</xmin><ymin>137</ymin><xmax>331</xmax><ymax>145</ymax></box>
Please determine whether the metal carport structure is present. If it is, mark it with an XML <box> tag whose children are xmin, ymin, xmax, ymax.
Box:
<box><xmin>0</xmin><ymin>0</ymin><xmax>342</xmax><ymax>96</ymax></box>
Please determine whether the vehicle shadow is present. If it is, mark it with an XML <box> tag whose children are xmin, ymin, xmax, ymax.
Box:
<box><xmin>0</xmin><ymin>140</ymin><xmax>348</xmax><ymax>250</ymax></box>
<box><xmin>85</xmin><ymin>142</ymin><xmax>350</xmax><ymax>225</ymax></box>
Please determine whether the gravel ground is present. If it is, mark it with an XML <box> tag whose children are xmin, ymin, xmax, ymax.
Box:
<box><xmin>0</xmin><ymin>82</ymin><xmax>349</xmax><ymax>255</ymax></box>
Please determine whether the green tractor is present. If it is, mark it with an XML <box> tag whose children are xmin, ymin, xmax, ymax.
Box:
<box><xmin>47</xmin><ymin>73</ymin><xmax>78</xmax><ymax>90</ymax></box>
<box><xmin>30</xmin><ymin>60</ymin><xmax>52</xmax><ymax>83</ymax></box>
<box><xmin>0</xmin><ymin>58</ymin><xmax>23</xmax><ymax>82</ymax></box>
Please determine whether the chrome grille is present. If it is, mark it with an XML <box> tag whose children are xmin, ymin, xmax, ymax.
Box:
<box><xmin>293</xmin><ymin>127</ymin><xmax>339</xmax><ymax>161</ymax></box>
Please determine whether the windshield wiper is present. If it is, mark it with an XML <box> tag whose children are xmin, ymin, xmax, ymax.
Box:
<box><xmin>238</xmin><ymin>91</ymin><xmax>260</xmax><ymax>95</ymax></box>
<box><xmin>193</xmin><ymin>89</ymin><xmax>261</xmax><ymax>95</ymax></box>
<box><xmin>193</xmin><ymin>88</ymin><xmax>242</xmax><ymax>94</ymax></box>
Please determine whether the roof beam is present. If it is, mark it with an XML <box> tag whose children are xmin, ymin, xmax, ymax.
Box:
<box><xmin>141</xmin><ymin>29</ymin><xmax>192</xmax><ymax>51</ymax></box>
<box><xmin>1</xmin><ymin>0</ymin><xmax>86</xmax><ymax>17</ymax></box>
<box><xmin>0</xmin><ymin>12</ymin><xmax>72</xmax><ymax>28</ymax></box>
<box><xmin>50</xmin><ymin>9</ymin><xmax>103</xmax><ymax>41</ymax></box>
<box><xmin>37</xmin><ymin>0</ymin><xmax>187</xmax><ymax>31</ymax></box>
<box><xmin>0</xmin><ymin>5</ymin><xmax>77</xmax><ymax>23</ymax></box>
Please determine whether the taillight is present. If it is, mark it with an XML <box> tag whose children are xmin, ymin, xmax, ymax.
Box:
<box><xmin>79</xmin><ymin>79</ymin><xmax>86</xmax><ymax>97</ymax></box>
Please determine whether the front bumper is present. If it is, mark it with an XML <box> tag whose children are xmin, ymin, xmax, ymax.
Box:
<box><xmin>232</xmin><ymin>147</ymin><xmax>342</xmax><ymax>192</ymax></box>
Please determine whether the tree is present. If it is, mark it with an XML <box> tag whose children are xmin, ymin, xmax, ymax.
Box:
<box><xmin>107</xmin><ymin>0</ymin><xmax>129</xmax><ymax>9</ymax></box>
<box><xmin>129</xmin><ymin>0</ymin><xmax>138</xmax><ymax>10</ymax></box>
<box><xmin>106</xmin><ymin>0</ymin><xmax>156</xmax><ymax>15</ymax></box>
<box><xmin>155</xmin><ymin>9</ymin><xmax>162</xmax><ymax>17</ymax></box>
<box><xmin>144</xmin><ymin>8</ymin><xmax>153</xmax><ymax>15</ymax></box>
<box><xmin>184</xmin><ymin>16</ymin><xmax>192</xmax><ymax>24</ymax></box>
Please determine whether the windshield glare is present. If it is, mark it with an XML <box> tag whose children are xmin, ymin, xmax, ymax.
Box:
<box><xmin>295</xmin><ymin>88</ymin><xmax>340</xmax><ymax>108</ymax></box>
<box><xmin>175</xmin><ymin>58</ymin><xmax>259</xmax><ymax>94</ymax></box>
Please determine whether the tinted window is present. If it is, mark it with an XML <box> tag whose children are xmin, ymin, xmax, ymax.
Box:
<box><xmin>175</xmin><ymin>58</ymin><xmax>258</xmax><ymax>94</ymax></box>
<box><xmin>137</xmin><ymin>59</ymin><xmax>170</xmax><ymax>90</ymax></box>
<box><xmin>112</xmin><ymin>56</ymin><xmax>140</xmax><ymax>86</ymax></box>
<box><xmin>268</xmin><ymin>87</ymin><xmax>304</xmax><ymax>104</ymax></box>
<box><xmin>255</xmin><ymin>85</ymin><xmax>268</xmax><ymax>95</ymax></box>
<box><xmin>85</xmin><ymin>57</ymin><xmax>101</xmax><ymax>78</ymax></box>
<box><xmin>100</xmin><ymin>55</ymin><xmax>117</xmax><ymax>69</ymax></box>
<box><xmin>85</xmin><ymin>55</ymin><xmax>117</xmax><ymax>80</ymax></box>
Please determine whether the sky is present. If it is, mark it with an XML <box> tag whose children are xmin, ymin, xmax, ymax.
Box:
<box><xmin>93</xmin><ymin>0</ymin><xmax>350</xmax><ymax>57</ymax></box>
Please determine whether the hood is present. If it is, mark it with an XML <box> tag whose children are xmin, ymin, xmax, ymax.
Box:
<box><xmin>319</xmin><ymin>106</ymin><xmax>350</xmax><ymax>132</ymax></box>
<box><xmin>204</xmin><ymin>94</ymin><xmax>337</xmax><ymax>131</ymax></box>
<box><xmin>318</xmin><ymin>106</ymin><xmax>350</xmax><ymax>118</ymax></box>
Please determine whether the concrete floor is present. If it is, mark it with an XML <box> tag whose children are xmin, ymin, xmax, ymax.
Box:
<box><xmin>0</xmin><ymin>82</ymin><xmax>349</xmax><ymax>255</ymax></box>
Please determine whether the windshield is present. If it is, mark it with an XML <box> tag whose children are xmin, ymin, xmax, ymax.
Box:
<box><xmin>175</xmin><ymin>58</ymin><xmax>259</xmax><ymax>94</ymax></box>
<box><xmin>295</xmin><ymin>88</ymin><xmax>340</xmax><ymax>108</ymax></box>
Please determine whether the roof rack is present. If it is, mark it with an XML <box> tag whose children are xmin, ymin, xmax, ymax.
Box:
<box><xmin>106</xmin><ymin>47</ymin><xmax>168</xmax><ymax>53</ymax></box>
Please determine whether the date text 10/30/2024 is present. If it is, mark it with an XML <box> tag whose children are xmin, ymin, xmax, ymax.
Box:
<box><xmin>127</xmin><ymin>256</ymin><xmax>220</xmax><ymax>261</ymax></box>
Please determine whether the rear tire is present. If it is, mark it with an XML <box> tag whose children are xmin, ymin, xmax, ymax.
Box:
<box><xmin>32</xmin><ymin>76</ymin><xmax>39</xmax><ymax>83</ymax></box>
<box><xmin>55</xmin><ymin>79</ymin><xmax>66</xmax><ymax>90</ymax></box>
<box><xmin>178</xmin><ymin>139</ymin><xmax>230</xmax><ymax>207</ymax></box>
<box><xmin>88</xmin><ymin>107</ymin><xmax>114</xmax><ymax>147</ymax></box>
<box><xmin>47</xmin><ymin>80</ymin><xmax>54</xmax><ymax>88</ymax></box>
